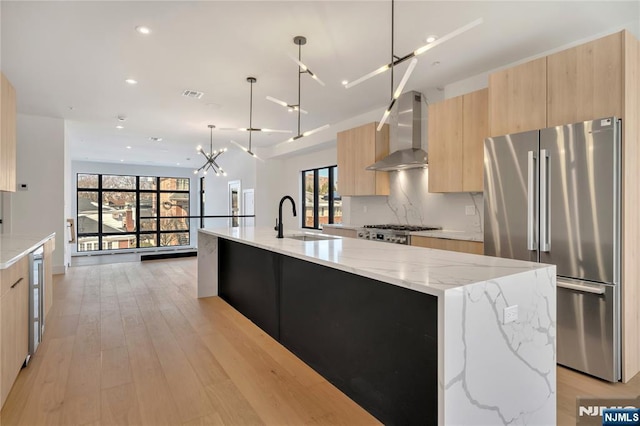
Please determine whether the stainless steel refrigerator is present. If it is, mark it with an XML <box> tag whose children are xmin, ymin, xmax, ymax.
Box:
<box><xmin>484</xmin><ymin>117</ymin><xmax>621</xmax><ymax>382</ymax></box>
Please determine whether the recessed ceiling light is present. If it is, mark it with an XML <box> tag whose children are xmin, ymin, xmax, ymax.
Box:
<box><xmin>135</xmin><ymin>26</ymin><xmax>151</xmax><ymax>35</ymax></box>
<box><xmin>176</xmin><ymin>162</ymin><xmax>180</xmax><ymax>166</ymax></box>
<box><xmin>149</xmin><ymin>137</ymin><xmax>162</xmax><ymax>142</ymax></box>
<box><xmin>116</xmin><ymin>125</ymin><xmax>124</xmax><ymax>129</ymax></box>
<box><xmin>426</xmin><ymin>35</ymin><xmax>438</xmax><ymax>43</ymax></box>
<box><xmin>120</xmin><ymin>159</ymin><xmax>124</xmax><ymax>162</ymax></box>
<box><xmin>125</xmin><ymin>79</ymin><xmax>138</xmax><ymax>85</ymax></box>
<box><xmin>341</xmin><ymin>80</ymin><xmax>348</xmax><ymax>86</ymax></box>
<box><xmin>126</xmin><ymin>146</ymin><xmax>132</xmax><ymax>149</ymax></box>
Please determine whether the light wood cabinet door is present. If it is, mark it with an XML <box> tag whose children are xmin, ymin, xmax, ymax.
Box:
<box><xmin>547</xmin><ymin>32</ymin><xmax>623</xmax><ymax>127</ymax></box>
<box><xmin>336</xmin><ymin>122</ymin><xmax>389</xmax><ymax>196</ymax></box>
<box><xmin>462</xmin><ymin>89</ymin><xmax>488</xmax><ymax>192</ymax></box>
<box><xmin>0</xmin><ymin>256</ymin><xmax>29</xmax><ymax>407</ymax></box>
<box><xmin>428</xmin><ymin>96</ymin><xmax>463</xmax><ymax>193</ymax></box>
<box><xmin>337</xmin><ymin>128</ymin><xmax>355</xmax><ymax>196</ymax></box>
<box><xmin>410</xmin><ymin>236</ymin><xmax>484</xmax><ymax>255</ymax></box>
<box><xmin>0</xmin><ymin>72</ymin><xmax>16</xmax><ymax>192</ymax></box>
<box><xmin>489</xmin><ymin>57</ymin><xmax>547</xmax><ymax>136</ymax></box>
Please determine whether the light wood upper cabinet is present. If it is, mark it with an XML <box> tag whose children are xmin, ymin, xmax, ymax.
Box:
<box><xmin>336</xmin><ymin>122</ymin><xmax>390</xmax><ymax>196</ymax></box>
<box><xmin>547</xmin><ymin>32</ymin><xmax>624</xmax><ymax>126</ymax></box>
<box><xmin>428</xmin><ymin>96</ymin><xmax>463</xmax><ymax>193</ymax></box>
<box><xmin>488</xmin><ymin>57</ymin><xmax>547</xmax><ymax>136</ymax></box>
<box><xmin>0</xmin><ymin>72</ymin><xmax>16</xmax><ymax>192</ymax></box>
<box><xmin>428</xmin><ymin>88</ymin><xmax>488</xmax><ymax>193</ymax></box>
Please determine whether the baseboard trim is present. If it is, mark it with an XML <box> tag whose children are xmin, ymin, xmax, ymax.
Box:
<box><xmin>141</xmin><ymin>251</ymin><xmax>198</xmax><ymax>261</ymax></box>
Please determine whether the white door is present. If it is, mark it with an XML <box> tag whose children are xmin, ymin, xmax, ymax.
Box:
<box><xmin>242</xmin><ymin>189</ymin><xmax>254</xmax><ymax>227</ymax></box>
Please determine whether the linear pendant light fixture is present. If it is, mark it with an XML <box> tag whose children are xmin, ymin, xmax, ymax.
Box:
<box><xmin>221</xmin><ymin>76</ymin><xmax>289</xmax><ymax>159</ymax></box>
<box><xmin>345</xmin><ymin>1</ymin><xmax>483</xmax><ymax>96</ymax></box>
<box><xmin>194</xmin><ymin>125</ymin><xmax>227</xmax><ymax>176</ymax></box>
<box><xmin>268</xmin><ymin>36</ymin><xmax>330</xmax><ymax>143</ymax></box>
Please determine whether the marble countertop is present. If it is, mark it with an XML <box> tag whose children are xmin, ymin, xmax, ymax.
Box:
<box><xmin>410</xmin><ymin>229</ymin><xmax>483</xmax><ymax>242</ymax></box>
<box><xmin>0</xmin><ymin>233</ymin><xmax>56</xmax><ymax>269</ymax></box>
<box><xmin>200</xmin><ymin>227</ymin><xmax>549</xmax><ymax>297</ymax></box>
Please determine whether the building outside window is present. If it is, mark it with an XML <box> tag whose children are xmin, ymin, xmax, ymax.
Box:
<box><xmin>301</xmin><ymin>165</ymin><xmax>341</xmax><ymax>229</ymax></box>
<box><xmin>76</xmin><ymin>174</ymin><xmax>190</xmax><ymax>252</ymax></box>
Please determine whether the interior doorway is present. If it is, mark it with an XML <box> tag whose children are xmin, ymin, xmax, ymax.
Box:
<box><xmin>228</xmin><ymin>180</ymin><xmax>241</xmax><ymax>227</ymax></box>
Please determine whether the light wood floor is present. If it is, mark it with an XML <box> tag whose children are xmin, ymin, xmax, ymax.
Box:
<box><xmin>2</xmin><ymin>258</ymin><xmax>640</xmax><ymax>425</ymax></box>
<box><xmin>0</xmin><ymin>259</ymin><xmax>378</xmax><ymax>425</ymax></box>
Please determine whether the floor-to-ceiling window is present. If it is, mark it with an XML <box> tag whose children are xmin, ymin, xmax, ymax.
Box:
<box><xmin>76</xmin><ymin>174</ymin><xmax>190</xmax><ymax>252</ymax></box>
<box><xmin>301</xmin><ymin>165</ymin><xmax>341</xmax><ymax>229</ymax></box>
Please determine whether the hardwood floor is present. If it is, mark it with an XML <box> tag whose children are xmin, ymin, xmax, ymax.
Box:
<box><xmin>0</xmin><ymin>259</ymin><xmax>378</xmax><ymax>425</ymax></box>
<box><xmin>2</xmin><ymin>258</ymin><xmax>640</xmax><ymax>425</ymax></box>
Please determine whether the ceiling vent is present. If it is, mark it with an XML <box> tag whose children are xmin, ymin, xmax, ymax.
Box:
<box><xmin>182</xmin><ymin>90</ymin><xmax>204</xmax><ymax>99</ymax></box>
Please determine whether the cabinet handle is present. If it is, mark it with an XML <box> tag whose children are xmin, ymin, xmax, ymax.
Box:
<box><xmin>11</xmin><ymin>277</ymin><xmax>23</xmax><ymax>289</ymax></box>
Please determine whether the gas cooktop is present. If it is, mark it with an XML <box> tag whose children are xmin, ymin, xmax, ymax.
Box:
<box><xmin>362</xmin><ymin>224</ymin><xmax>442</xmax><ymax>232</ymax></box>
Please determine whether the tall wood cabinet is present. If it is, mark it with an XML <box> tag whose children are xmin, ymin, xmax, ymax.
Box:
<box><xmin>547</xmin><ymin>31</ymin><xmax>624</xmax><ymax>126</ymax></box>
<box><xmin>488</xmin><ymin>30</ymin><xmax>640</xmax><ymax>382</ymax></box>
<box><xmin>0</xmin><ymin>256</ymin><xmax>29</xmax><ymax>407</ymax></box>
<box><xmin>428</xmin><ymin>88</ymin><xmax>488</xmax><ymax>193</ymax></box>
<box><xmin>336</xmin><ymin>122</ymin><xmax>390</xmax><ymax>196</ymax></box>
<box><xmin>488</xmin><ymin>57</ymin><xmax>547</xmax><ymax>136</ymax></box>
<box><xmin>0</xmin><ymin>72</ymin><xmax>16</xmax><ymax>192</ymax></box>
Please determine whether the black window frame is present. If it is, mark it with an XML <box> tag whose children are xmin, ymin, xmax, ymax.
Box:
<box><xmin>76</xmin><ymin>173</ymin><xmax>191</xmax><ymax>252</ymax></box>
<box><xmin>301</xmin><ymin>165</ymin><xmax>339</xmax><ymax>230</ymax></box>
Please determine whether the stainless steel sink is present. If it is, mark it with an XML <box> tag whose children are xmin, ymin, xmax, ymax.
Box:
<box><xmin>285</xmin><ymin>234</ymin><xmax>337</xmax><ymax>242</ymax></box>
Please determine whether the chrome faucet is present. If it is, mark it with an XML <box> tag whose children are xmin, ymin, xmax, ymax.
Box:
<box><xmin>276</xmin><ymin>195</ymin><xmax>297</xmax><ymax>238</ymax></box>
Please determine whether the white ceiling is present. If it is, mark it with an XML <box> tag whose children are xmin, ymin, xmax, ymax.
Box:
<box><xmin>2</xmin><ymin>1</ymin><xmax>638</xmax><ymax>168</ymax></box>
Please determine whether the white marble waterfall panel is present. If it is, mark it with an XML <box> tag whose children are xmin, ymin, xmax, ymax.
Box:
<box><xmin>197</xmin><ymin>231</ymin><xmax>219</xmax><ymax>298</ymax></box>
<box><xmin>441</xmin><ymin>267</ymin><xmax>556</xmax><ymax>425</ymax></box>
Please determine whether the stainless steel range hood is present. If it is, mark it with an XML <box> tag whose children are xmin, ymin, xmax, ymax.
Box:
<box><xmin>366</xmin><ymin>91</ymin><xmax>427</xmax><ymax>171</ymax></box>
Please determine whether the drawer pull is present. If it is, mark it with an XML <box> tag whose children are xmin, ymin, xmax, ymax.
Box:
<box><xmin>11</xmin><ymin>277</ymin><xmax>23</xmax><ymax>289</ymax></box>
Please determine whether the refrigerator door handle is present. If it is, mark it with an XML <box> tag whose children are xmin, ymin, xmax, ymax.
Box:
<box><xmin>557</xmin><ymin>280</ymin><xmax>606</xmax><ymax>295</ymax></box>
<box><xmin>540</xmin><ymin>149</ymin><xmax>550</xmax><ymax>252</ymax></box>
<box><xmin>527</xmin><ymin>151</ymin><xmax>536</xmax><ymax>251</ymax></box>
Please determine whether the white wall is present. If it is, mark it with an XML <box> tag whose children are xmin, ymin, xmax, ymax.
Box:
<box><xmin>202</xmin><ymin>147</ymin><xmax>256</xmax><ymax>228</ymax></box>
<box><xmin>71</xmin><ymin>160</ymin><xmax>200</xmax><ymax>253</ymax></box>
<box><xmin>256</xmin><ymin>146</ymin><xmax>337</xmax><ymax>233</ymax></box>
<box><xmin>4</xmin><ymin>114</ymin><xmax>66</xmax><ymax>273</ymax></box>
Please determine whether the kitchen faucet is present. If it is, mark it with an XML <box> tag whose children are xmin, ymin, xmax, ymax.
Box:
<box><xmin>276</xmin><ymin>195</ymin><xmax>297</xmax><ymax>238</ymax></box>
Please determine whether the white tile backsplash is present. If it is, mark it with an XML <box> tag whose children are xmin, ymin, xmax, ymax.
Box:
<box><xmin>344</xmin><ymin>168</ymin><xmax>483</xmax><ymax>233</ymax></box>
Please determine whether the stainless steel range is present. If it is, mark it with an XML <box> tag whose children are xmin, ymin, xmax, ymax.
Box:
<box><xmin>357</xmin><ymin>225</ymin><xmax>442</xmax><ymax>245</ymax></box>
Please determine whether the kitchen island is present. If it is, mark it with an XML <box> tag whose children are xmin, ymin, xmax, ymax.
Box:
<box><xmin>198</xmin><ymin>227</ymin><xmax>556</xmax><ymax>425</ymax></box>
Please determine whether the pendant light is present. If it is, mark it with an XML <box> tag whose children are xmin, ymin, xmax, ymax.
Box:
<box><xmin>221</xmin><ymin>76</ymin><xmax>289</xmax><ymax>159</ymax></box>
<box><xmin>268</xmin><ymin>36</ymin><xmax>330</xmax><ymax>143</ymax></box>
<box><xmin>345</xmin><ymin>1</ymin><xmax>483</xmax><ymax>128</ymax></box>
<box><xmin>193</xmin><ymin>125</ymin><xmax>227</xmax><ymax>176</ymax></box>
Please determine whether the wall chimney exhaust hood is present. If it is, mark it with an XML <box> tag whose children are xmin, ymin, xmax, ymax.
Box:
<box><xmin>366</xmin><ymin>91</ymin><xmax>427</xmax><ymax>171</ymax></box>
